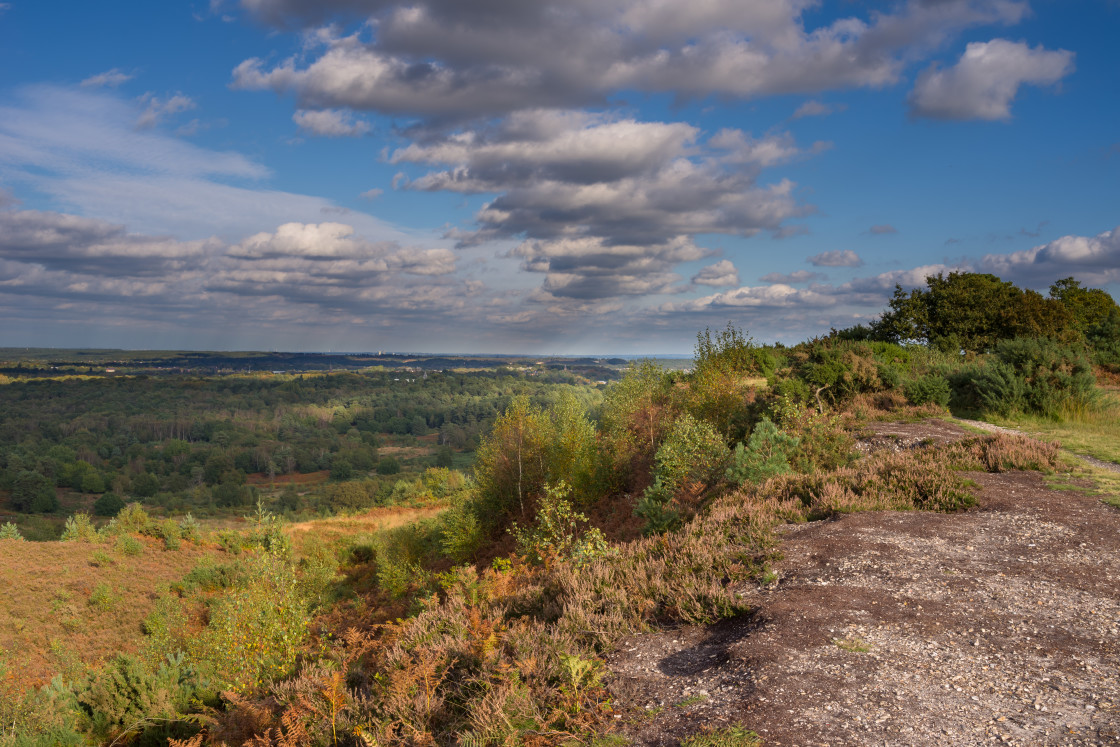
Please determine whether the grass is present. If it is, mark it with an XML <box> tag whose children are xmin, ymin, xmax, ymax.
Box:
<box><xmin>284</xmin><ymin>504</ymin><xmax>446</xmax><ymax>556</ymax></box>
<box><xmin>987</xmin><ymin>387</ymin><xmax>1120</xmax><ymax>465</ymax></box>
<box><xmin>833</xmin><ymin>636</ymin><xmax>871</xmax><ymax>653</ymax></box>
<box><xmin>680</xmin><ymin>726</ymin><xmax>762</xmax><ymax>747</ymax></box>
<box><xmin>0</xmin><ymin>536</ymin><xmax>218</xmax><ymax>685</ymax></box>
<box><xmin>1045</xmin><ymin>461</ymin><xmax>1120</xmax><ymax>509</ymax></box>
<box><xmin>675</xmin><ymin>694</ymin><xmax>710</xmax><ymax>708</ymax></box>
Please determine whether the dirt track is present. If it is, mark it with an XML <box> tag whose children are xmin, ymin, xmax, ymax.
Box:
<box><xmin>607</xmin><ymin>420</ymin><xmax>1120</xmax><ymax>746</ymax></box>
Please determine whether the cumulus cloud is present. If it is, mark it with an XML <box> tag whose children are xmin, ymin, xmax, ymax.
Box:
<box><xmin>808</xmin><ymin>249</ymin><xmax>863</xmax><ymax>267</ymax></box>
<box><xmin>391</xmin><ymin>110</ymin><xmax>811</xmax><ymax>298</ymax></box>
<box><xmin>691</xmin><ymin>260</ymin><xmax>740</xmax><ymax>287</ymax></box>
<box><xmin>760</xmin><ymin>269</ymin><xmax>825</xmax><ymax>284</ymax></box>
<box><xmin>980</xmin><ymin>227</ymin><xmax>1120</xmax><ymax>286</ymax></box>
<box><xmin>359</xmin><ymin>188</ymin><xmax>383</xmax><ymax>200</ymax></box>
<box><xmin>136</xmin><ymin>92</ymin><xmax>197</xmax><ymax>128</ymax></box>
<box><xmin>292</xmin><ymin>108</ymin><xmax>371</xmax><ymax>136</ymax></box>
<box><xmin>0</xmin><ymin>210</ymin><xmax>464</xmax><ymax>329</ymax></box>
<box><xmin>510</xmin><ymin>236</ymin><xmax>709</xmax><ymax>300</ymax></box>
<box><xmin>909</xmin><ymin>39</ymin><xmax>1074</xmax><ymax>121</ymax></box>
<box><xmin>232</xmin><ymin>0</ymin><xmax>1028</xmax><ymax>120</ymax></box>
<box><xmin>664</xmin><ymin>283</ymin><xmax>838</xmax><ymax>312</ymax></box>
<box><xmin>81</xmin><ymin>69</ymin><xmax>134</xmax><ymax>88</ymax></box>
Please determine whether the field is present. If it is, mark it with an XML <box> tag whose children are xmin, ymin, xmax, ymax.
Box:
<box><xmin>0</xmin><ymin>537</ymin><xmax>218</xmax><ymax>685</ymax></box>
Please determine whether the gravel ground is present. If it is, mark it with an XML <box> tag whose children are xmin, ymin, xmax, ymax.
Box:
<box><xmin>607</xmin><ymin>420</ymin><xmax>1120</xmax><ymax>746</ymax></box>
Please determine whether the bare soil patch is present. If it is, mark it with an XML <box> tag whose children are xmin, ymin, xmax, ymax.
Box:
<box><xmin>607</xmin><ymin>420</ymin><xmax>1120</xmax><ymax>746</ymax></box>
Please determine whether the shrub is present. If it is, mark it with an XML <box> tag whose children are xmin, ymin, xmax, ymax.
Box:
<box><xmin>634</xmin><ymin>479</ymin><xmax>681</xmax><ymax>535</ymax></box>
<box><xmin>61</xmin><ymin>513</ymin><xmax>98</xmax><ymax>542</ymax></box>
<box><xmin>903</xmin><ymin>374</ymin><xmax>951</xmax><ymax>408</ymax></box>
<box><xmin>116</xmin><ymin>535</ymin><xmax>143</xmax><ymax>556</ymax></box>
<box><xmin>725</xmin><ymin>417</ymin><xmax>800</xmax><ymax>486</ymax></box>
<box><xmin>186</xmin><ymin>552</ymin><xmax>313</xmax><ymax>694</ymax></box>
<box><xmin>93</xmin><ymin>492</ymin><xmax>126</xmax><ymax>517</ymax></box>
<box><xmin>178</xmin><ymin>513</ymin><xmax>201</xmax><ymax>543</ymax></box>
<box><xmin>0</xmin><ymin>522</ymin><xmax>24</xmax><ymax>540</ymax></box>
<box><xmin>954</xmin><ymin>338</ymin><xmax>1098</xmax><ymax>418</ymax></box>
<box><xmin>376</xmin><ymin>456</ymin><xmax>401</xmax><ymax>475</ymax></box>
<box><xmin>439</xmin><ymin>500</ymin><xmax>486</xmax><ymax>563</ymax></box>
<box><xmin>75</xmin><ymin>654</ymin><xmax>195</xmax><ymax>744</ymax></box>
<box><xmin>653</xmin><ymin>413</ymin><xmax>730</xmax><ymax>494</ymax></box>
<box><xmin>509</xmin><ymin>482</ymin><xmax>608</xmax><ymax>567</ymax></box>
<box><xmin>88</xmin><ymin>582</ymin><xmax>116</xmax><ymax>612</ymax></box>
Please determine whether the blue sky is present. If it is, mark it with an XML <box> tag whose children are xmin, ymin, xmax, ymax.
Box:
<box><xmin>0</xmin><ymin>0</ymin><xmax>1117</xmax><ymax>354</ymax></box>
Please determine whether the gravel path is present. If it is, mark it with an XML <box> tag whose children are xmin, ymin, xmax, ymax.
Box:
<box><xmin>607</xmin><ymin>420</ymin><xmax>1120</xmax><ymax>746</ymax></box>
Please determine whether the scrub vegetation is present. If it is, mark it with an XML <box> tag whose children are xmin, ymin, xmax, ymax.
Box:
<box><xmin>0</xmin><ymin>272</ymin><xmax>1116</xmax><ymax>746</ymax></box>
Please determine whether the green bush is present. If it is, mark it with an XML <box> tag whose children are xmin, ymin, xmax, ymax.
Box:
<box><xmin>439</xmin><ymin>500</ymin><xmax>485</xmax><ymax>563</ymax></box>
<box><xmin>903</xmin><ymin>374</ymin><xmax>951</xmax><ymax>408</ymax></box>
<box><xmin>509</xmin><ymin>482</ymin><xmax>607</xmax><ymax>567</ymax></box>
<box><xmin>725</xmin><ymin>417</ymin><xmax>800</xmax><ymax>486</ymax></box>
<box><xmin>116</xmin><ymin>535</ymin><xmax>143</xmax><ymax>557</ymax></box>
<box><xmin>178</xmin><ymin>513</ymin><xmax>201</xmax><ymax>543</ymax></box>
<box><xmin>88</xmin><ymin>582</ymin><xmax>116</xmax><ymax>612</ymax></box>
<box><xmin>93</xmin><ymin>492</ymin><xmax>126</xmax><ymax>517</ymax></box>
<box><xmin>75</xmin><ymin>654</ymin><xmax>195</xmax><ymax>744</ymax></box>
<box><xmin>653</xmin><ymin>413</ymin><xmax>730</xmax><ymax>494</ymax></box>
<box><xmin>61</xmin><ymin>513</ymin><xmax>98</xmax><ymax>542</ymax></box>
<box><xmin>186</xmin><ymin>552</ymin><xmax>314</xmax><ymax>694</ymax></box>
<box><xmin>634</xmin><ymin>479</ymin><xmax>681</xmax><ymax>535</ymax></box>
<box><xmin>952</xmin><ymin>338</ymin><xmax>1097</xmax><ymax>417</ymax></box>
<box><xmin>0</xmin><ymin>522</ymin><xmax>24</xmax><ymax>540</ymax></box>
<box><xmin>376</xmin><ymin>456</ymin><xmax>401</xmax><ymax>475</ymax></box>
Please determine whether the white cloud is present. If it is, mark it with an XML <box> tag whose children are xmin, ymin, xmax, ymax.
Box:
<box><xmin>868</xmin><ymin>224</ymin><xmax>897</xmax><ymax>235</ymax></box>
<box><xmin>232</xmin><ymin>0</ymin><xmax>1028</xmax><ymax>120</ymax></box>
<box><xmin>980</xmin><ymin>227</ymin><xmax>1120</xmax><ymax>286</ymax></box>
<box><xmin>808</xmin><ymin>249</ymin><xmax>862</xmax><ymax>267</ymax></box>
<box><xmin>664</xmin><ymin>283</ymin><xmax>837</xmax><ymax>312</ymax></box>
<box><xmin>909</xmin><ymin>39</ymin><xmax>1074</xmax><ymax>121</ymax></box>
<box><xmin>292</xmin><ymin>108</ymin><xmax>371</xmax><ymax>136</ymax></box>
<box><xmin>80</xmin><ymin>69</ymin><xmax>134</xmax><ymax>88</ymax></box>
<box><xmin>391</xmin><ymin>110</ymin><xmax>812</xmax><ymax>298</ymax></box>
<box><xmin>136</xmin><ymin>93</ymin><xmax>197</xmax><ymax>128</ymax></box>
<box><xmin>359</xmin><ymin>188</ymin><xmax>383</xmax><ymax>200</ymax></box>
<box><xmin>691</xmin><ymin>259</ymin><xmax>740</xmax><ymax>287</ymax></box>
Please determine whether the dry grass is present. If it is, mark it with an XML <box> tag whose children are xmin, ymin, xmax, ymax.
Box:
<box><xmin>284</xmin><ymin>505</ymin><xmax>446</xmax><ymax>556</ymax></box>
<box><xmin>0</xmin><ymin>536</ymin><xmax>219</xmax><ymax>685</ymax></box>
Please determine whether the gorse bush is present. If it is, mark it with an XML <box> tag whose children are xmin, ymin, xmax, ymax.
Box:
<box><xmin>903</xmin><ymin>373</ymin><xmax>951</xmax><ymax>408</ymax></box>
<box><xmin>952</xmin><ymin>338</ymin><xmax>1097</xmax><ymax>418</ymax></box>
<box><xmin>75</xmin><ymin>654</ymin><xmax>197</xmax><ymax>744</ymax></box>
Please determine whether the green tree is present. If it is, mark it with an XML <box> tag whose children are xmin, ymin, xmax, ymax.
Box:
<box><xmin>1050</xmin><ymin>277</ymin><xmax>1118</xmax><ymax>332</ymax></box>
<box><xmin>11</xmin><ymin>470</ymin><xmax>58</xmax><ymax>513</ymax></box>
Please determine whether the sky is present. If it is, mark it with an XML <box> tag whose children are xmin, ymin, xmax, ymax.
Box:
<box><xmin>0</xmin><ymin>1</ymin><xmax>1117</xmax><ymax>354</ymax></box>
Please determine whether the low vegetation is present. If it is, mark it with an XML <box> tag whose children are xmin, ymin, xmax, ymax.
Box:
<box><xmin>0</xmin><ymin>271</ymin><xmax>1116</xmax><ymax>745</ymax></box>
